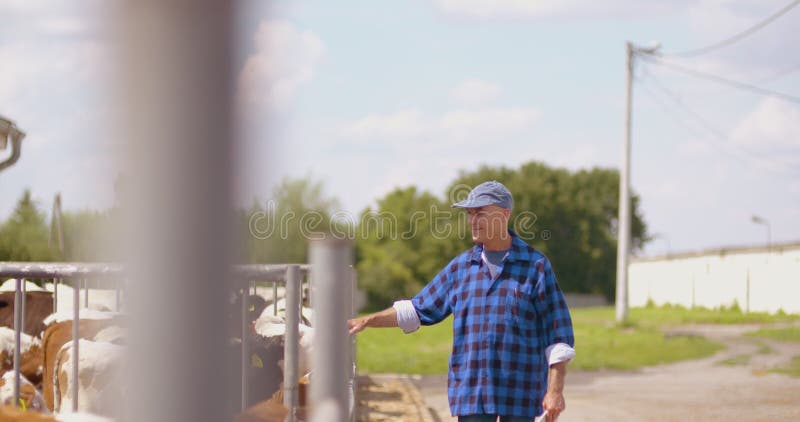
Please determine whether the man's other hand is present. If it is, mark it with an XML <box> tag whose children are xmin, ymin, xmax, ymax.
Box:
<box><xmin>542</xmin><ymin>390</ymin><xmax>565</xmax><ymax>421</ymax></box>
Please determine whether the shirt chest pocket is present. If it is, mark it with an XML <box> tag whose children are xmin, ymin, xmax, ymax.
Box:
<box><xmin>504</xmin><ymin>282</ymin><xmax>538</xmax><ymax>329</ymax></box>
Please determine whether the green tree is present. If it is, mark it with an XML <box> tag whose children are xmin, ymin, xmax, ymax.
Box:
<box><xmin>60</xmin><ymin>210</ymin><xmax>121</xmax><ymax>262</ymax></box>
<box><xmin>244</xmin><ymin>177</ymin><xmax>342</xmax><ymax>264</ymax></box>
<box><xmin>355</xmin><ymin>186</ymin><xmax>462</xmax><ymax>310</ymax></box>
<box><xmin>0</xmin><ymin>189</ymin><xmax>56</xmax><ymax>261</ymax></box>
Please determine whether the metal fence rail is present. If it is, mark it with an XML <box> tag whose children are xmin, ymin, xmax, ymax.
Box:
<box><xmin>0</xmin><ymin>261</ymin><xmax>356</xmax><ymax>420</ymax></box>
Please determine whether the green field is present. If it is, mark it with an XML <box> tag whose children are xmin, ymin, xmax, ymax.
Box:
<box><xmin>354</xmin><ymin>305</ymin><xmax>794</xmax><ymax>374</ymax></box>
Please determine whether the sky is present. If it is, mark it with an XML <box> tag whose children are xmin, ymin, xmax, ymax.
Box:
<box><xmin>0</xmin><ymin>0</ymin><xmax>798</xmax><ymax>257</ymax></box>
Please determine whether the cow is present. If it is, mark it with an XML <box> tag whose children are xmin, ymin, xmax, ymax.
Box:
<box><xmin>226</xmin><ymin>312</ymin><xmax>314</xmax><ymax>411</ymax></box>
<box><xmin>253</xmin><ymin>313</ymin><xmax>314</xmax><ymax>377</ymax></box>
<box><xmin>262</xmin><ymin>298</ymin><xmax>313</xmax><ymax>326</ymax></box>
<box><xmin>53</xmin><ymin>339</ymin><xmax>123</xmax><ymax>417</ymax></box>
<box><xmin>0</xmin><ymin>287</ymin><xmax>54</xmax><ymax>338</ymax></box>
<box><xmin>0</xmin><ymin>371</ymin><xmax>48</xmax><ymax>413</ymax></box>
<box><xmin>0</xmin><ymin>327</ymin><xmax>44</xmax><ymax>387</ymax></box>
<box><xmin>40</xmin><ymin>318</ymin><xmax>123</xmax><ymax>410</ymax></box>
<box><xmin>229</xmin><ymin>332</ymin><xmax>285</xmax><ymax>410</ymax></box>
<box><xmin>228</xmin><ymin>293</ymin><xmax>268</xmax><ymax>339</ymax></box>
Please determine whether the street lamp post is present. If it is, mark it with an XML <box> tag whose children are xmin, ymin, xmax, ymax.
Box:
<box><xmin>0</xmin><ymin>116</ymin><xmax>26</xmax><ymax>173</ymax></box>
<box><xmin>652</xmin><ymin>233</ymin><xmax>671</xmax><ymax>256</ymax></box>
<box><xmin>751</xmin><ymin>215</ymin><xmax>771</xmax><ymax>252</ymax></box>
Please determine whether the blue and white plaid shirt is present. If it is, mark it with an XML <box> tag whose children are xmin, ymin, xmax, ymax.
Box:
<box><xmin>411</xmin><ymin>233</ymin><xmax>575</xmax><ymax>418</ymax></box>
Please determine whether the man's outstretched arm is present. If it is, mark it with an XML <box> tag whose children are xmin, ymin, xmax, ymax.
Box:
<box><xmin>348</xmin><ymin>300</ymin><xmax>422</xmax><ymax>335</ymax></box>
<box><xmin>347</xmin><ymin>307</ymin><xmax>399</xmax><ymax>334</ymax></box>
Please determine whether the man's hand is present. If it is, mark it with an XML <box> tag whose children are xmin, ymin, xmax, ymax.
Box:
<box><xmin>347</xmin><ymin>316</ymin><xmax>371</xmax><ymax>335</ymax></box>
<box><xmin>542</xmin><ymin>390</ymin><xmax>565</xmax><ymax>421</ymax></box>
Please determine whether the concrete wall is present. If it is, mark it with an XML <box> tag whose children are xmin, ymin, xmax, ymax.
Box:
<box><xmin>629</xmin><ymin>243</ymin><xmax>800</xmax><ymax>314</ymax></box>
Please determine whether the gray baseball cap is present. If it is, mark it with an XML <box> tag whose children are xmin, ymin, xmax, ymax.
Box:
<box><xmin>451</xmin><ymin>180</ymin><xmax>514</xmax><ymax>210</ymax></box>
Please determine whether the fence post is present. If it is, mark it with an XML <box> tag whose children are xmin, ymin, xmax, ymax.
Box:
<box><xmin>309</xmin><ymin>239</ymin><xmax>352</xmax><ymax>422</ymax></box>
<box><xmin>349</xmin><ymin>268</ymin><xmax>357</xmax><ymax>422</ymax></box>
<box><xmin>13</xmin><ymin>278</ymin><xmax>22</xmax><ymax>407</ymax></box>
<box><xmin>273</xmin><ymin>281</ymin><xmax>278</xmax><ymax>316</ymax></box>
<box><xmin>72</xmin><ymin>278</ymin><xmax>80</xmax><ymax>412</ymax></box>
<box><xmin>53</xmin><ymin>278</ymin><xmax>58</xmax><ymax>313</ymax></box>
<box><xmin>241</xmin><ymin>287</ymin><xmax>249</xmax><ymax>412</ymax></box>
<box><xmin>284</xmin><ymin>265</ymin><xmax>300</xmax><ymax>422</ymax></box>
<box><xmin>20</xmin><ymin>280</ymin><xmax>26</xmax><ymax>335</ymax></box>
<box><xmin>83</xmin><ymin>278</ymin><xmax>89</xmax><ymax>309</ymax></box>
<box><xmin>116</xmin><ymin>280</ymin><xmax>121</xmax><ymax>312</ymax></box>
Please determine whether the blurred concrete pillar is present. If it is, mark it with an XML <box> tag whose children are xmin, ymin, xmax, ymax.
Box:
<box><xmin>114</xmin><ymin>1</ymin><xmax>238</xmax><ymax>421</ymax></box>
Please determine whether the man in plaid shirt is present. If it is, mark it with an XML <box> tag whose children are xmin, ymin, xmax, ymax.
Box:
<box><xmin>349</xmin><ymin>181</ymin><xmax>575</xmax><ymax>422</ymax></box>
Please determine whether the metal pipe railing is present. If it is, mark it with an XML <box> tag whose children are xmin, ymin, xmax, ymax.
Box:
<box><xmin>0</xmin><ymin>262</ymin><xmax>339</xmax><ymax>418</ymax></box>
<box><xmin>71</xmin><ymin>278</ymin><xmax>80</xmax><ymax>412</ymax></box>
<box><xmin>12</xmin><ymin>278</ymin><xmax>22</xmax><ymax>407</ymax></box>
<box><xmin>241</xmin><ymin>287</ymin><xmax>249</xmax><ymax>412</ymax></box>
<box><xmin>20</xmin><ymin>280</ymin><xmax>26</xmax><ymax>335</ymax></box>
<box><xmin>53</xmin><ymin>278</ymin><xmax>58</xmax><ymax>313</ymax></box>
<box><xmin>0</xmin><ymin>262</ymin><xmax>309</xmax><ymax>280</ymax></box>
<box><xmin>284</xmin><ymin>265</ymin><xmax>301</xmax><ymax>422</ymax></box>
<box><xmin>273</xmin><ymin>281</ymin><xmax>279</xmax><ymax>316</ymax></box>
<box><xmin>309</xmin><ymin>239</ymin><xmax>353</xmax><ymax>422</ymax></box>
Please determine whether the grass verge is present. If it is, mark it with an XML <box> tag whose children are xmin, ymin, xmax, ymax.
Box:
<box><xmin>746</xmin><ymin>327</ymin><xmax>800</xmax><ymax>343</ymax></box>
<box><xmin>770</xmin><ymin>356</ymin><xmax>800</xmax><ymax>377</ymax></box>
<box><xmin>356</xmin><ymin>305</ymin><xmax>738</xmax><ymax>374</ymax></box>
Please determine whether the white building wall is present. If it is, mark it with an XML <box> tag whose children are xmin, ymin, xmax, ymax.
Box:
<box><xmin>629</xmin><ymin>244</ymin><xmax>800</xmax><ymax>314</ymax></box>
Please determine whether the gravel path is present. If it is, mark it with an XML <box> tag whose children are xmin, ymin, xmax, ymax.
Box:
<box><xmin>361</xmin><ymin>323</ymin><xmax>800</xmax><ymax>421</ymax></box>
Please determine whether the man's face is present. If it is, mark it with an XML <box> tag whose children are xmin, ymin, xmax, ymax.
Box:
<box><xmin>467</xmin><ymin>205</ymin><xmax>510</xmax><ymax>244</ymax></box>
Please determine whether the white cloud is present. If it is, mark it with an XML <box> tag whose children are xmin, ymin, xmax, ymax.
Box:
<box><xmin>731</xmin><ymin>98</ymin><xmax>800</xmax><ymax>150</ymax></box>
<box><xmin>36</xmin><ymin>17</ymin><xmax>87</xmax><ymax>36</ymax></box>
<box><xmin>439</xmin><ymin>107</ymin><xmax>539</xmax><ymax>138</ymax></box>
<box><xmin>237</xmin><ymin>20</ymin><xmax>324</xmax><ymax>111</ymax></box>
<box><xmin>344</xmin><ymin>109</ymin><xmax>426</xmax><ymax>140</ymax></box>
<box><xmin>431</xmin><ymin>0</ymin><xmax>682</xmax><ymax>19</ymax></box>
<box><xmin>450</xmin><ymin>78</ymin><xmax>502</xmax><ymax>106</ymax></box>
<box><xmin>0</xmin><ymin>1</ymin><xmax>115</xmax><ymax>220</ymax></box>
<box><xmin>339</xmin><ymin>106</ymin><xmax>540</xmax><ymax>148</ymax></box>
<box><xmin>548</xmin><ymin>143</ymin><xmax>604</xmax><ymax>171</ymax></box>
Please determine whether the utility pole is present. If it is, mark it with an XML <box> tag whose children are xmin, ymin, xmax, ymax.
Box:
<box><xmin>616</xmin><ymin>42</ymin><xmax>659</xmax><ymax>323</ymax></box>
<box><xmin>50</xmin><ymin>193</ymin><xmax>65</xmax><ymax>255</ymax></box>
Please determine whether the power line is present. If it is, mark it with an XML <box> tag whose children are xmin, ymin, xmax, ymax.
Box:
<box><xmin>636</xmin><ymin>68</ymin><xmax>800</xmax><ymax>176</ymax></box>
<box><xmin>755</xmin><ymin>62</ymin><xmax>800</xmax><ymax>84</ymax></box>
<box><xmin>664</xmin><ymin>0</ymin><xmax>800</xmax><ymax>57</ymax></box>
<box><xmin>637</xmin><ymin>80</ymin><xmax>755</xmax><ymax>167</ymax></box>
<box><xmin>640</xmin><ymin>56</ymin><xmax>800</xmax><ymax>104</ymax></box>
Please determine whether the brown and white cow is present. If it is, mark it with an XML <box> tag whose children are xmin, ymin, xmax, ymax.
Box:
<box><xmin>52</xmin><ymin>339</ymin><xmax>122</xmax><ymax>416</ymax></box>
<box><xmin>0</xmin><ymin>371</ymin><xmax>47</xmax><ymax>413</ymax></box>
<box><xmin>40</xmin><ymin>317</ymin><xmax>122</xmax><ymax>411</ymax></box>
<box><xmin>0</xmin><ymin>327</ymin><xmax>44</xmax><ymax>387</ymax></box>
<box><xmin>0</xmin><ymin>288</ymin><xmax>53</xmax><ymax>338</ymax></box>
